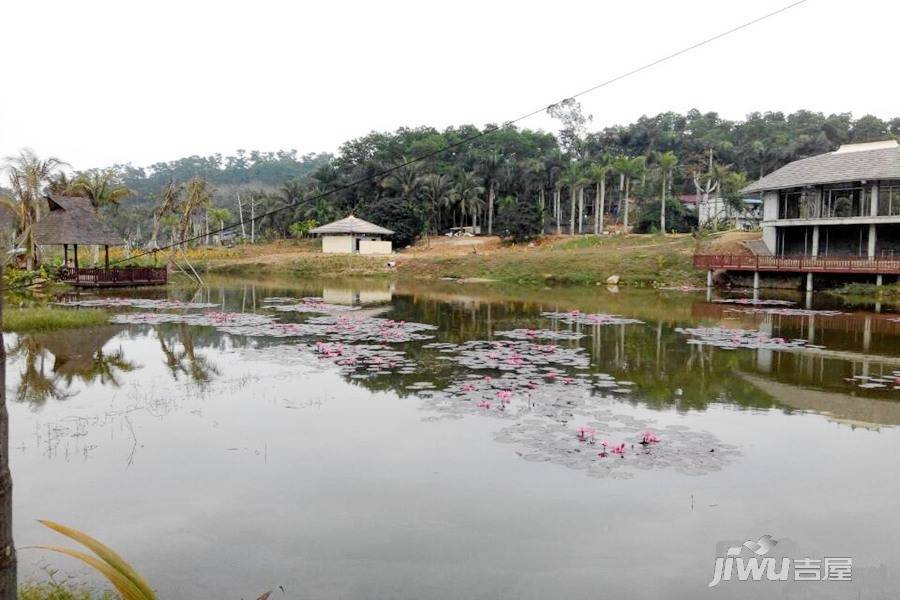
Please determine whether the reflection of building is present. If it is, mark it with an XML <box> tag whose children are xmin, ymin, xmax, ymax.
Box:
<box><xmin>739</xmin><ymin>372</ymin><xmax>900</xmax><ymax>430</ymax></box>
<box><xmin>310</xmin><ymin>215</ymin><xmax>394</xmax><ymax>254</ymax></box>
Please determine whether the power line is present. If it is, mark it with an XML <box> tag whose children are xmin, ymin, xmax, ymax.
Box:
<box><xmin>3</xmin><ymin>0</ymin><xmax>808</xmax><ymax>292</ymax></box>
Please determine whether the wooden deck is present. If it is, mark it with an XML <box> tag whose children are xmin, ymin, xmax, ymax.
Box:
<box><xmin>58</xmin><ymin>266</ymin><xmax>168</xmax><ymax>287</ymax></box>
<box><xmin>694</xmin><ymin>254</ymin><xmax>900</xmax><ymax>275</ymax></box>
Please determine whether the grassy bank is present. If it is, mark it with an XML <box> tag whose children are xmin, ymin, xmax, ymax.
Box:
<box><xmin>172</xmin><ymin>234</ymin><xmax>704</xmax><ymax>287</ymax></box>
<box><xmin>2</xmin><ymin>307</ymin><xmax>110</xmax><ymax>333</ymax></box>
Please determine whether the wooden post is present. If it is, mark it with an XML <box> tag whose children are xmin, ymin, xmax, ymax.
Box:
<box><xmin>73</xmin><ymin>244</ymin><xmax>79</xmax><ymax>269</ymax></box>
<box><xmin>63</xmin><ymin>243</ymin><xmax>68</xmax><ymax>266</ymax></box>
<box><xmin>104</xmin><ymin>245</ymin><xmax>109</xmax><ymax>269</ymax></box>
<box><xmin>0</xmin><ymin>265</ymin><xmax>17</xmax><ymax>597</ymax></box>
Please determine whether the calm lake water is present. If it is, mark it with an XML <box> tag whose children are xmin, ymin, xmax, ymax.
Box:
<box><xmin>7</xmin><ymin>277</ymin><xmax>900</xmax><ymax>599</ymax></box>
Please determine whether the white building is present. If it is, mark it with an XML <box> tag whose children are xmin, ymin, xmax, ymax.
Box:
<box><xmin>309</xmin><ymin>215</ymin><xmax>394</xmax><ymax>255</ymax></box>
<box><xmin>744</xmin><ymin>140</ymin><xmax>900</xmax><ymax>259</ymax></box>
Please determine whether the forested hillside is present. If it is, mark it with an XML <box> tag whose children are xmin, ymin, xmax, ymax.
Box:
<box><xmin>6</xmin><ymin>108</ymin><xmax>900</xmax><ymax>259</ymax></box>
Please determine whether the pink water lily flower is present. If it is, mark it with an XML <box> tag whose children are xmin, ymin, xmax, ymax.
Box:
<box><xmin>496</xmin><ymin>390</ymin><xmax>513</xmax><ymax>403</ymax></box>
<box><xmin>612</xmin><ymin>443</ymin><xmax>626</xmax><ymax>456</ymax></box>
<box><xmin>641</xmin><ymin>430</ymin><xmax>661</xmax><ymax>444</ymax></box>
<box><xmin>476</xmin><ymin>400</ymin><xmax>492</xmax><ymax>409</ymax></box>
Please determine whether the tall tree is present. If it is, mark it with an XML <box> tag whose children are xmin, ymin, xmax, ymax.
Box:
<box><xmin>420</xmin><ymin>173</ymin><xmax>451</xmax><ymax>235</ymax></box>
<box><xmin>451</xmin><ymin>171</ymin><xmax>485</xmax><ymax>229</ymax></box>
<box><xmin>2</xmin><ymin>150</ymin><xmax>67</xmax><ymax>268</ymax></box>
<box><xmin>656</xmin><ymin>151</ymin><xmax>678</xmax><ymax>234</ymax></box>
<box><xmin>589</xmin><ymin>156</ymin><xmax>612</xmax><ymax>235</ymax></box>
<box><xmin>612</xmin><ymin>156</ymin><xmax>644</xmax><ymax>230</ymax></box>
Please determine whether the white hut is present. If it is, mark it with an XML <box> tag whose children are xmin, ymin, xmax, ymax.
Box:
<box><xmin>309</xmin><ymin>215</ymin><xmax>394</xmax><ymax>254</ymax></box>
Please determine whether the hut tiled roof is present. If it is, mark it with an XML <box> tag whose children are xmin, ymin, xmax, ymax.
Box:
<box><xmin>742</xmin><ymin>140</ymin><xmax>900</xmax><ymax>193</ymax></box>
<box><xmin>309</xmin><ymin>215</ymin><xmax>394</xmax><ymax>236</ymax></box>
<box><xmin>32</xmin><ymin>195</ymin><xmax>125</xmax><ymax>246</ymax></box>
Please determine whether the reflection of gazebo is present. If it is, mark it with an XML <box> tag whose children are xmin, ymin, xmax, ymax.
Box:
<box><xmin>33</xmin><ymin>325</ymin><xmax>127</xmax><ymax>379</ymax></box>
<box><xmin>32</xmin><ymin>195</ymin><xmax>166</xmax><ymax>287</ymax></box>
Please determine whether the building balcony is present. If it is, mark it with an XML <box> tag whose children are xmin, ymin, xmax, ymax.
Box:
<box><xmin>763</xmin><ymin>214</ymin><xmax>900</xmax><ymax>227</ymax></box>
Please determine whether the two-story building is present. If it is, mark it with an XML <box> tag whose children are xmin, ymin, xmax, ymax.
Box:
<box><xmin>695</xmin><ymin>140</ymin><xmax>900</xmax><ymax>290</ymax></box>
<box><xmin>746</xmin><ymin>139</ymin><xmax>900</xmax><ymax>260</ymax></box>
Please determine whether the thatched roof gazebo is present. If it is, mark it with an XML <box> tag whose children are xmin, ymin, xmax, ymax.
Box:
<box><xmin>32</xmin><ymin>195</ymin><xmax>166</xmax><ymax>287</ymax></box>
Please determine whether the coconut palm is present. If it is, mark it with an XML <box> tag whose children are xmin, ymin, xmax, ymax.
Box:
<box><xmin>150</xmin><ymin>179</ymin><xmax>183</xmax><ymax>250</ymax></box>
<box><xmin>611</xmin><ymin>156</ymin><xmax>645</xmax><ymax>230</ymax></box>
<box><xmin>71</xmin><ymin>169</ymin><xmax>132</xmax><ymax>211</ymax></box>
<box><xmin>2</xmin><ymin>150</ymin><xmax>67</xmax><ymax>268</ymax></box>
<box><xmin>452</xmin><ymin>171</ymin><xmax>485</xmax><ymax>229</ymax></box>
<box><xmin>561</xmin><ymin>162</ymin><xmax>582</xmax><ymax>235</ymax></box>
<box><xmin>382</xmin><ymin>158</ymin><xmax>424</xmax><ymax>203</ymax></box>
<box><xmin>656</xmin><ymin>151</ymin><xmax>678</xmax><ymax>234</ymax></box>
<box><xmin>589</xmin><ymin>156</ymin><xmax>613</xmax><ymax>235</ymax></box>
<box><xmin>420</xmin><ymin>173</ymin><xmax>451</xmax><ymax>234</ymax></box>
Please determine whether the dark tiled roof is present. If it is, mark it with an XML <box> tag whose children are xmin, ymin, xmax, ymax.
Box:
<box><xmin>32</xmin><ymin>195</ymin><xmax>125</xmax><ymax>246</ymax></box>
<box><xmin>743</xmin><ymin>143</ymin><xmax>900</xmax><ymax>193</ymax></box>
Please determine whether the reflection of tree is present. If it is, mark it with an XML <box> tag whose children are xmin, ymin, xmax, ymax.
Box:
<box><xmin>7</xmin><ymin>337</ymin><xmax>74</xmax><ymax>405</ymax></box>
<box><xmin>157</xmin><ymin>324</ymin><xmax>220</xmax><ymax>384</ymax></box>
<box><xmin>59</xmin><ymin>347</ymin><xmax>137</xmax><ymax>387</ymax></box>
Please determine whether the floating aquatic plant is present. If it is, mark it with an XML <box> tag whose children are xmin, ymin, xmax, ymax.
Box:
<box><xmin>56</xmin><ymin>298</ymin><xmax>218</xmax><ymax>310</ymax></box>
<box><xmin>675</xmin><ymin>326</ymin><xmax>823</xmax><ymax>351</ymax></box>
<box><xmin>541</xmin><ymin>310</ymin><xmax>643</xmax><ymax>327</ymax></box>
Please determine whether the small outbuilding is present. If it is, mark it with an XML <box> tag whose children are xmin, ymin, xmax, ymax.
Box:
<box><xmin>309</xmin><ymin>215</ymin><xmax>394</xmax><ymax>255</ymax></box>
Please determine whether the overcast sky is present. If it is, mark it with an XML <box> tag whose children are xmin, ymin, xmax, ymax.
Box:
<box><xmin>1</xmin><ymin>0</ymin><xmax>895</xmax><ymax>170</ymax></box>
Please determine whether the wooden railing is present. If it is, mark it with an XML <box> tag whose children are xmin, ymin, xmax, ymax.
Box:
<box><xmin>58</xmin><ymin>266</ymin><xmax>168</xmax><ymax>286</ymax></box>
<box><xmin>693</xmin><ymin>254</ymin><xmax>900</xmax><ymax>274</ymax></box>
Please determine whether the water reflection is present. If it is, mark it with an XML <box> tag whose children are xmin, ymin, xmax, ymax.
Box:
<box><xmin>9</xmin><ymin>278</ymin><xmax>900</xmax><ymax>598</ymax></box>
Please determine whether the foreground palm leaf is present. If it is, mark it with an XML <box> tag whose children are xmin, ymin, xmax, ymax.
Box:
<box><xmin>36</xmin><ymin>520</ymin><xmax>156</xmax><ymax>600</ymax></box>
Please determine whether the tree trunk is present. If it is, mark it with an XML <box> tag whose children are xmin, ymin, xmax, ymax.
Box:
<box><xmin>618</xmin><ymin>173</ymin><xmax>625</xmax><ymax>220</ymax></box>
<box><xmin>624</xmin><ymin>179</ymin><xmax>631</xmax><ymax>230</ymax></box>
<box><xmin>487</xmin><ymin>184</ymin><xmax>495</xmax><ymax>235</ymax></box>
<box><xmin>237</xmin><ymin>193</ymin><xmax>246</xmax><ymax>239</ymax></box>
<box><xmin>555</xmin><ymin>188</ymin><xmax>561</xmax><ymax>235</ymax></box>
<box><xmin>660</xmin><ymin>172</ymin><xmax>667</xmax><ymax>234</ymax></box>
<box><xmin>0</xmin><ymin>267</ymin><xmax>16</xmax><ymax>599</ymax></box>
<box><xmin>569</xmin><ymin>187</ymin><xmax>576</xmax><ymax>235</ymax></box>
<box><xmin>599</xmin><ymin>177</ymin><xmax>606</xmax><ymax>234</ymax></box>
<box><xmin>250</xmin><ymin>197</ymin><xmax>255</xmax><ymax>243</ymax></box>
<box><xmin>594</xmin><ymin>183</ymin><xmax>601</xmax><ymax>234</ymax></box>
<box><xmin>577</xmin><ymin>187</ymin><xmax>584</xmax><ymax>234</ymax></box>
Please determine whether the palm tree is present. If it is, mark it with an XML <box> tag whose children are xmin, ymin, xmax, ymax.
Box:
<box><xmin>382</xmin><ymin>158</ymin><xmax>424</xmax><ymax>202</ymax></box>
<box><xmin>656</xmin><ymin>151</ymin><xmax>678</xmax><ymax>234</ymax></box>
<box><xmin>452</xmin><ymin>171</ymin><xmax>485</xmax><ymax>229</ymax></box>
<box><xmin>150</xmin><ymin>179</ymin><xmax>183</xmax><ymax>250</ymax></box>
<box><xmin>302</xmin><ymin>197</ymin><xmax>338</xmax><ymax>225</ymax></box>
<box><xmin>612</xmin><ymin>156</ymin><xmax>645</xmax><ymax>230</ymax></box>
<box><xmin>420</xmin><ymin>173</ymin><xmax>451</xmax><ymax>234</ymax></box>
<box><xmin>179</xmin><ymin>177</ymin><xmax>213</xmax><ymax>246</ymax></box>
<box><xmin>2</xmin><ymin>149</ymin><xmax>67</xmax><ymax>268</ymax></box>
<box><xmin>71</xmin><ymin>169</ymin><xmax>132</xmax><ymax>210</ymax></box>
<box><xmin>562</xmin><ymin>162</ymin><xmax>582</xmax><ymax>235</ymax></box>
<box><xmin>589</xmin><ymin>156</ymin><xmax>613</xmax><ymax>235</ymax></box>
<box><xmin>477</xmin><ymin>149</ymin><xmax>503</xmax><ymax>235</ymax></box>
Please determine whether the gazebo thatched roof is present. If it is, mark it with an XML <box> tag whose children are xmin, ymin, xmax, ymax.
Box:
<box><xmin>309</xmin><ymin>215</ymin><xmax>394</xmax><ymax>236</ymax></box>
<box><xmin>32</xmin><ymin>195</ymin><xmax>125</xmax><ymax>246</ymax></box>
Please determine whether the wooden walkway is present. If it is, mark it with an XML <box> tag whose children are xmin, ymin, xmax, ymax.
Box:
<box><xmin>58</xmin><ymin>267</ymin><xmax>168</xmax><ymax>287</ymax></box>
<box><xmin>694</xmin><ymin>254</ymin><xmax>900</xmax><ymax>275</ymax></box>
